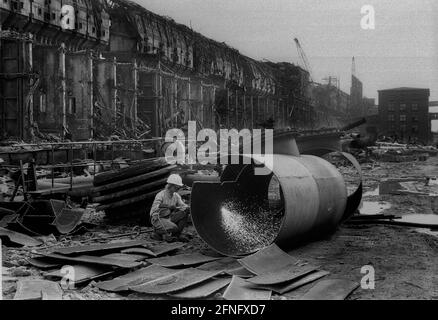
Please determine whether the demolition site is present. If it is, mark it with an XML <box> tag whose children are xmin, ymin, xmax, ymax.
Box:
<box><xmin>0</xmin><ymin>0</ymin><xmax>437</xmax><ymax>301</ymax></box>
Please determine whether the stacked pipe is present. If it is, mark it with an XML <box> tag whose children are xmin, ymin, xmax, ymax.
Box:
<box><xmin>90</xmin><ymin>158</ymin><xmax>176</xmax><ymax>218</ymax></box>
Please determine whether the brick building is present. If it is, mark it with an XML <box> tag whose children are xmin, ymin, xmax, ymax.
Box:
<box><xmin>378</xmin><ymin>87</ymin><xmax>430</xmax><ymax>143</ymax></box>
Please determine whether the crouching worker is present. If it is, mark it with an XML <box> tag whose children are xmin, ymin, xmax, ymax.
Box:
<box><xmin>150</xmin><ymin>174</ymin><xmax>190</xmax><ymax>242</ymax></box>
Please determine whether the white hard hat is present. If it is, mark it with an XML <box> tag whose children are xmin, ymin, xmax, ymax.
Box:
<box><xmin>167</xmin><ymin>174</ymin><xmax>184</xmax><ymax>187</ymax></box>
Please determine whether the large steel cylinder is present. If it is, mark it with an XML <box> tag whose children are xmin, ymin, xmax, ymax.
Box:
<box><xmin>191</xmin><ymin>154</ymin><xmax>348</xmax><ymax>257</ymax></box>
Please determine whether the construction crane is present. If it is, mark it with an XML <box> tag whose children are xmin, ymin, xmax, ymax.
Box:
<box><xmin>294</xmin><ymin>38</ymin><xmax>314</xmax><ymax>83</ymax></box>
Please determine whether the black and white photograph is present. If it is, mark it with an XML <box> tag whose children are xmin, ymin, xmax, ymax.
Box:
<box><xmin>0</xmin><ymin>0</ymin><xmax>437</xmax><ymax>306</ymax></box>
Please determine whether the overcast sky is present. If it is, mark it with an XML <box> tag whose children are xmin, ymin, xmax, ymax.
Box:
<box><xmin>135</xmin><ymin>0</ymin><xmax>438</xmax><ymax>104</ymax></box>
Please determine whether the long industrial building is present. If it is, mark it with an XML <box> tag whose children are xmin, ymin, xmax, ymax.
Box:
<box><xmin>1</xmin><ymin>0</ymin><xmax>339</xmax><ymax>142</ymax></box>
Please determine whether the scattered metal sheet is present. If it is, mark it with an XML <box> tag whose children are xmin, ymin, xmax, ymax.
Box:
<box><xmin>27</xmin><ymin>257</ymin><xmax>62</xmax><ymax>270</ymax></box>
<box><xmin>247</xmin><ymin>264</ymin><xmax>318</xmax><ymax>285</ymax></box>
<box><xmin>102</xmin><ymin>253</ymin><xmax>147</xmax><ymax>262</ymax></box>
<box><xmin>95</xmin><ymin>265</ymin><xmax>179</xmax><ymax>292</ymax></box>
<box><xmin>121</xmin><ymin>248</ymin><xmax>156</xmax><ymax>256</ymax></box>
<box><xmin>0</xmin><ymin>227</ymin><xmax>43</xmax><ymax>247</ymax></box>
<box><xmin>130</xmin><ymin>268</ymin><xmax>222</xmax><ymax>294</ymax></box>
<box><xmin>170</xmin><ymin>277</ymin><xmax>231</xmax><ymax>299</ymax></box>
<box><xmin>257</xmin><ymin>270</ymin><xmax>331</xmax><ymax>294</ymax></box>
<box><xmin>227</xmin><ymin>267</ymin><xmax>255</xmax><ymax>278</ymax></box>
<box><xmin>223</xmin><ymin>276</ymin><xmax>272</xmax><ymax>300</ymax></box>
<box><xmin>299</xmin><ymin>279</ymin><xmax>359</xmax><ymax>300</ymax></box>
<box><xmin>147</xmin><ymin>242</ymin><xmax>185</xmax><ymax>257</ymax></box>
<box><xmin>0</xmin><ymin>213</ymin><xmax>18</xmax><ymax>228</ymax></box>
<box><xmin>37</xmin><ymin>253</ymin><xmax>142</xmax><ymax>269</ymax></box>
<box><xmin>238</xmin><ymin>244</ymin><xmax>298</xmax><ymax>275</ymax></box>
<box><xmin>52</xmin><ymin>208</ymin><xmax>85</xmax><ymax>234</ymax></box>
<box><xmin>52</xmin><ymin>240</ymin><xmax>149</xmax><ymax>255</ymax></box>
<box><xmin>146</xmin><ymin>253</ymin><xmax>221</xmax><ymax>267</ymax></box>
<box><xmin>14</xmin><ymin>280</ymin><xmax>63</xmax><ymax>300</ymax></box>
<box><xmin>197</xmin><ymin>257</ymin><xmax>241</xmax><ymax>273</ymax></box>
<box><xmin>44</xmin><ymin>265</ymin><xmax>112</xmax><ymax>285</ymax></box>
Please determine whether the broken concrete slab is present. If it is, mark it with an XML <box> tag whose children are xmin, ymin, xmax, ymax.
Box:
<box><xmin>299</xmin><ymin>279</ymin><xmax>359</xmax><ymax>300</ymax></box>
<box><xmin>14</xmin><ymin>279</ymin><xmax>63</xmax><ymax>300</ymax></box>
<box><xmin>223</xmin><ymin>276</ymin><xmax>272</xmax><ymax>300</ymax></box>
<box><xmin>44</xmin><ymin>265</ymin><xmax>113</xmax><ymax>285</ymax></box>
<box><xmin>95</xmin><ymin>265</ymin><xmax>178</xmax><ymax>292</ymax></box>
<box><xmin>257</xmin><ymin>270</ymin><xmax>330</xmax><ymax>294</ymax></box>
<box><xmin>146</xmin><ymin>253</ymin><xmax>221</xmax><ymax>267</ymax></box>
<box><xmin>52</xmin><ymin>240</ymin><xmax>149</xmax><ymax>255</ymax></box>
<box><xmin>0</xmin><ymin>227</ymin><xmax>43</xmax><ymax>247</ymax></box>
<box><xmin>130</xmin><ymin>268</ymin><xmax>222</xmax><ymax>294</ymax></box>
<box><xmin>238</xmin><ymin>244</ymin><xmax>299</xmax><ymax>275</ymax></box>
<box><xmin>246</xmin><ymin>264</ymin><xmax>318</xmax><ymax>285</ymax></box>
<box><xmin>37</xmin><ymin>253</ymin><xmax>142</xmax><ymax>269</ymax></box>
<box><xmin>170</xmin><ymin>277</ymin><xmax>231</xmax><ymax>299</ymax></box>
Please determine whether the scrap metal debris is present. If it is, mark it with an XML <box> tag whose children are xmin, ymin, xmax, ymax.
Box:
<box><xmin>261</xmin><ymin>270</ymin><xmax>331</xmax><ymax>295</ymax></box>
<box><xmin>51</xmin><ymin>240</ymin><xmax>149</xmax><ymax>255</ymax></box>
<box><xmin>170</xmin><ymin>278</ymin><xmax>231</xmax><ymax>299</ymax></box>
<box><xmin>246</xmin><ymin>264</ymin><xmax>319</xmax><ymax>286</ymax></box>
<box><xmin>0</xmin><ymin>227</ymin><xmax>43</xmax><ymax>247</ymax></box>
<box><xmin>130</xmin><ymin>269</ymin><xmax>223</xmax><ymax>294</ymax></box>
<box><xmin>299</xmin><ymin>279</ymin><xmax>359</xmax><ymax>300</ymax></box>
<box><xmin>14</xmin><ymin>280</ymin><xmax>63</xmax><ymax>300</ymax></box>
<box><xmin>146</xmin><ymin>253</ymin><xmax>221</xmax><ymax>267</ymax></box>
<box><xmin>44</xmin><ymin>265</ymin><xmax>113</xmax><ymax>285</ymax></box>
<box><xmin>36</xmin><ymin>253</ymin><xmax>143</xmax><ymax>269</ymax></box>
<box><xmin>95</xmin><ymin>265</ymin><xmax>179</xmax><ymax>292</ymax></box>
<box><xmin>223</xmin><ymin>276</ymin><xmax>272</xmax><ymax>300</ymax></box>
<box><xmin>238</xmin><ymin>244</ymin><xmax>299</xmax><ymax>275</ymax></box>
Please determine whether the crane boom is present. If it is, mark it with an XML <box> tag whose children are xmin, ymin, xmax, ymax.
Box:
<box><xmin>294</xmin><ymin>38</ymin><xmax>313</xmax><ymax>82</ymax></box>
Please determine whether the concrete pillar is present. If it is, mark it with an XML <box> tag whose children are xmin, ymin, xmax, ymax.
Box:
<box><xmin>60</xmin><ymin>43</ymin><xmax>67</xmax><ymax>136</ymax></box>
<box><xmin>112</xmin><ymin>56</ymin><xmax>117</xmax><ymax>124</ymax></box>
<box><xmin>89</xmin><ymin>52</ymin><xmax>94</xmax><ymax>139</ymax></box>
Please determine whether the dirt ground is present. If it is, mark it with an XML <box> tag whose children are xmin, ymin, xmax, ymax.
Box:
<box><xmin>2</xmin><ymin>157</ymin><xmax>438</xmax><ymax>300</ymax></box>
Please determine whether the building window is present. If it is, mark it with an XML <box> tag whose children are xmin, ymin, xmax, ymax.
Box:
<box><xmin>388</xmin><ymin>115</ymin><xmax>395</xmax><ymax>121</ymax></box>
<box><xmin>38</xmin><ymin>8</ymin><xmax>42</xmax><ymax>16</ymax></box>
<box><xmin>68</xmin><ymin>97</ymin><xmax>76</xmax><ymax>114</ymax></box>
<box><xmin>412</xmin><ymin>103</ymin><xmax>419</xmax><ymax>111</ymax></box>
<box><xmin>400</xmin><ymin>103</ymin><xmax>407</xmax><ymax>111</ymax></box>
<box><xmin>400</xmin><ymin>125</ymin><xmax>407</xmax><ymax>132</ymax></box>
<box><xmin>412</xmin><ymin>116</ymin><xmax>419</xmax><ymax>122</ymax></box>
<box><xmin>412</xmin><ymin>126</ymin><xmax>419</xmax><ymax>133</ymax></box>
<box><xmin>388</xmin><ymin>102</ymin><xmax>395</xmax><ymax>112</ymax></box>
<box><xmin>20</xmin><ymin>1</ymin><xmax>23</xmax><ymax>8</ymax></box>
<box><xmin>400</xmin><ymin>115</ymin><xmax>407</xmax><ymax>122</ymax></box>
<box><xmin>52</xmin><ymin>12</ymin><xmax>56</xmax><ymax>20</ymax></box>
<box><xmin>39</xmin><ymin>94</ymin><xmax>47</xmax><ymax>113</ymax></box>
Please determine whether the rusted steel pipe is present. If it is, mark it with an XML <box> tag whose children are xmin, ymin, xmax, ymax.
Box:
<box><xmin>191</xmin><ymin>154</ymin><xmax>355</xmax><ymax>257</ymax></box>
